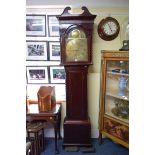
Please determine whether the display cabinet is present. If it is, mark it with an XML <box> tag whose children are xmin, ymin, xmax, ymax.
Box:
<box><xmin>99</xmin><ymin>51</ymin><xmax>129</xmax><ymax>148</ymax></box>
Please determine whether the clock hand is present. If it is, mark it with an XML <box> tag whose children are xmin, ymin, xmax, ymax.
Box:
<box><xmin>108</xmin><ymin>23</ymin><xmax>112</xmax><ymax>32</ymax></box>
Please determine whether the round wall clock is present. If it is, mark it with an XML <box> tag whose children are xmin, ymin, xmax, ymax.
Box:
<box><xmin>98</xmin><ymin>17</ymin><xmax>120</xmax><ymax>41</ymax></box>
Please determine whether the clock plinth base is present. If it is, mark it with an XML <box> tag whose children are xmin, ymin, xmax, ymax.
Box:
<box><xmin>63</xmin><ymin>117</ymin><xmax>91</xmax><ymax>147</ymax></box>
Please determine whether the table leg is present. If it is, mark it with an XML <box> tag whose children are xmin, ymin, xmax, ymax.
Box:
<box><xmin>54</xmin><ymin>120</ymin><xmax>59</xmax><ymax>154</ymax></box>
<box><xmin>58</xmin><ymin>109</ymin><xmax>62</xmax><ymax>139</ymax></box>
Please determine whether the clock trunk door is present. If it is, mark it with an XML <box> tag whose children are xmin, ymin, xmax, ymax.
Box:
<box><xmin>65</xmin><ymin>66</ymin><xmax>88</xmax><ymax>120</ymax></box>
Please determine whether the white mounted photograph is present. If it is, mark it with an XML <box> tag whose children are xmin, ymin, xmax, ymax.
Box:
<box><xmin>26</xmin><ymin>41</ymin><xmax>48</xmax><ymax>60</ymax></box>
<box><xmin>48</xmin><ymin>15</ymin><xmax>60</xmax><ymax>36</ymax></box>
<box><xmin>26</xmin><ymin>15</ymin><xmax>46</xmax><ymax>36</ymax></box>
<box><xmin>49</xmin><ymin>42</ymin><xmax>60</xmax><ymax>61</ymax></box>
<box><xmin>50</xmin><ymin>66</ymin><xmax>65</xmax><ymax>83</ymax></box>
<box><xmin>26</xmin><ymin>66</ymin><xmax>49</xmax><ymax>84</ymax></box>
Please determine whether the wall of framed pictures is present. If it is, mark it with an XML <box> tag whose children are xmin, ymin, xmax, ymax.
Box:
<box><xmin>26</xmin><ymin>7</ymin><xmax>66</xmax><ymax>102</ymax></box>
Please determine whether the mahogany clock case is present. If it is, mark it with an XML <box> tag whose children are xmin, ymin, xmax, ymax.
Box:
<box><xmin>57</xmin><ymin>6</ymin><xmax>96</xmax><ymax>147</ymax></box>
<box><xmin>63</xmin><ymin>66</ymin><xmax>91</xmax><ymax>146</ymax></box>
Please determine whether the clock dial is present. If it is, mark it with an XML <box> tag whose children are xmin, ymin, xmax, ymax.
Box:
<box><xmin>65</xmin><ymin>29</ymin><xmax>88</xmax><ymax>62</ymax></box>
<box><xmin>103</xmin><ymin>21</ymin><xmax>117</xmax><ymax>36</ymax></box>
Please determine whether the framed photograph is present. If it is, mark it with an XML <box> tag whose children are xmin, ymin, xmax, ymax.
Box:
<box><xmin>26</xmin><ymin>66</ymin><xmax>49</xmax><ymax>84</ymax></box>
<box><xmin>26</xmin><ymin>41</ymin><xmax>47</xmax><ymax>60</ymax></box>
<box><xmin>48</xmin><ymin>15</ymin><xmax>59</xmax><ymax>36</ymax></box>
<box><xmin>49</xmin><ymin>42</ymin><xmax>60</xmax><ymax>61</ymax></box>
<box><xmin>26</xmin><ymin>15</ymin><xmax>46</xmax><ymax>36</ymax></box>
<box><xmin>50</xmin><ymin>66</ymin><xmax>65</xmax><ymax>83</ymax></box>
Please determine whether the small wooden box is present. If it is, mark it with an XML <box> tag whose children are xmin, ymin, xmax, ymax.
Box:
<box><xmin>37</xmin><ymin>86</ymin><xmax>56</xmax><ymax>112</ymax></box>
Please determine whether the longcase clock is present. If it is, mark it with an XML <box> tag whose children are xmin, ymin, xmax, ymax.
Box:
<box><xmin>57</xmin><ymin>6</ymin><xmax>96</xmax><ymax>147</ymax></box>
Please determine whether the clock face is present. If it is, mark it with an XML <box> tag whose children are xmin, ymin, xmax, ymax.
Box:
<box><xmin>65</xmin><ymin>29</ymin><xmax>88</xmax><ymax>62</ymax></box>
<box><xmin>103</xmin><ymin>21</ymin><xmax>117</xmax><ymax>36</ymax></box>
<box><xmin>98</xmin><ymin>17</ymin><xmax>120</xmax><ymax>41</ymax></box>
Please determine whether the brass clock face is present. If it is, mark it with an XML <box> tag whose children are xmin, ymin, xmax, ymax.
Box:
<box><xmin>98</xmin><ymin>17</ymin><xmax>120</xmax><ymax>41</ymax></box>
<box><xmin>65</xmin><ymin>29</ymin><xmax>88</xmax><ymax>62</ymax></box>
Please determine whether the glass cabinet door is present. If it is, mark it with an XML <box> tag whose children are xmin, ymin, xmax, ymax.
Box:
<box><xmin>104</xmin><ymin>60</ymin><xmax>129</xmax><ymax>123</ymax></box>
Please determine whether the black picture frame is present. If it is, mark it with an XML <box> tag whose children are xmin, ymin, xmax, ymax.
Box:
<box><xmin>49</xmin><ymin>41</ymin><xmax>60</xmax><ymax>61</ymax></box>
<box><xmin>26</xmin><ymin>66</ymin><xmax>49</xmax><ymax>84</ymax></box>
<box><xmin>49</xmin><ymin>66</ymin><xmax>65</xmax><ymax>84</ymax></box>
<box><xmin>26</xmin><ymin>14</ymin><xmax>46</xmax><ymax>37</ymax></box>
<box><xmin>26</xmin><ymin>41</ymin><xmax>48</xmax><ymax>61</ymax></box>
<box><xmin>48</xmin><ymin>15</ymin><xmax>60</xmax><ymax>37</ymax></box>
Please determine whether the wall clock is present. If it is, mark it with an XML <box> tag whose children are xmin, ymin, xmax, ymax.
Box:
<box><xmin>98</xmin><ymin>17</ymin><xmax>120</xmax><ymax>41</ymax></box>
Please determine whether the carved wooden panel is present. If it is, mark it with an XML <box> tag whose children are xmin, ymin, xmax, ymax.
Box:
<box><xmin>104</xmin><ymin>117</ymin><xmax>129</xmax><ymax>143</ymax></box>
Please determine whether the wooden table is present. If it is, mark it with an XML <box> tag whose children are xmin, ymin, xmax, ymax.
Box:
<box><xmin>26</xmin><ymin>103</ymin><xmax>62</xmax><ymax>154</ymax></box>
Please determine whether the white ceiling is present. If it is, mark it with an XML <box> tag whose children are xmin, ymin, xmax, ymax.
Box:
<box><xmin>26</xmin><ymin>0</ymin><xmax>129</xmax><ymax>7</ymax></box>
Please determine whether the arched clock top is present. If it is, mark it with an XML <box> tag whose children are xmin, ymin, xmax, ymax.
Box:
<box><xmin>63</xmin><ymin>25</ymin><xmax>87</xmax><ymax>37</ymax></box>
<box><xmin>60</xmin><ymin>24</ymin><xmax>92</xmax><ymax>38</ymax></box>
<box><xmin>66</xmin><ymin>28</ymin><xmax>86</xmax><ymax>38</ymax></box>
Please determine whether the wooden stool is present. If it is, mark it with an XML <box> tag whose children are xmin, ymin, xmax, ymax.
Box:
<box><xmin>26</xmin><ymin>122</ymin><xmax>46</xmax><ymax>155</ymax></box>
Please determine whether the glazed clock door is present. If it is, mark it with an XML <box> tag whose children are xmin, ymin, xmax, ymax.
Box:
<box><xmin>65</xmin><ymin>28</ymin><xmax>88</xmax><ymax>62</ymax></box>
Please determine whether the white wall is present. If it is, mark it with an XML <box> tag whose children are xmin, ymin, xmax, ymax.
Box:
<box><xmin>26</xmin><ymin>0</ymin><xmax>129</xmax><ymax>7</ymax></box>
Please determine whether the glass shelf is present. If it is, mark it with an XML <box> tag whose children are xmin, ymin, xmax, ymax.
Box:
<box><xmin>105</xmin><ymin>95</ymin><xmax>129</xmax><ymax>123</ymax></box>
<box><xmin>107</xmin><ymin>71</ymin><xmax>129</xmax><ymax>77</ymax></box>
<box><xmin>106</xmin><ymin>91</ymin><xmax>129</xmax><ymax>101</ymax></box>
